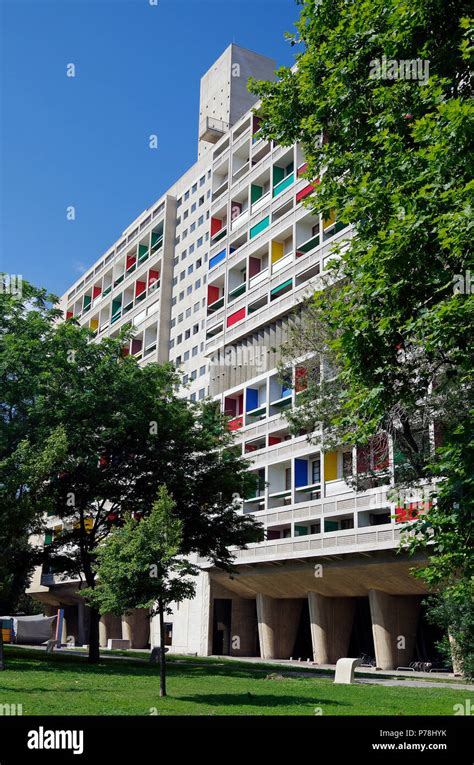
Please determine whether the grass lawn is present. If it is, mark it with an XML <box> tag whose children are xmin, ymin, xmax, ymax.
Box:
<box><xmin>0</xmin><ymin>647</ymin><xmax>469</xmax><ymax>716</ymax></box>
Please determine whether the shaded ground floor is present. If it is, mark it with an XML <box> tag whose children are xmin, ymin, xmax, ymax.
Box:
<box><xmin>30</xmin><ymin>550</ymin><xmax>456</xmax><ymax>672</ymax></box>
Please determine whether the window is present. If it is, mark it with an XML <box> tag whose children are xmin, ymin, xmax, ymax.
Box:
<box><xmin>172</xmin><ymin>277</ymin><xmax>177</xmax><ymax>286</ymax></box>
<box><xmin>175</xmin><ymin>355</ymin><xmax>181</xmax><ymax>365</ymax></box>
<box><xmin>190</xmin><ymin>222</ymin><xmax>196</xmax><ymax>232</ymax></box>
<box><xmin>190</xmin><ymin>392</ymin><xmax>196</xmax><ymax>401</ymax></box>
<box><xmin>200</xmin><ymin>175</ymin><xmax>205</xmax><ymax>186</ymax></box>
<box><xmin>311</xmin><ymin>459</ymin><xmax>321</xmax><ymax>484</ymax></box>
<box><xmin>180</xmin><ymin>271</ymin><xmax>185</xmax><ymax>281</ymax></box>
<box><xmin>199</xmin><ymin>195</ymin><xmax>204</xmax><ymax>205</ymax></box>
<box><xmin>177</xmin><ymin>334</ymin><xmax>182</xmax><ymax>344</ymax></box>
<box><xmin>192</xmin><ymin>183</ymin><xmax>197</xmax><ymax>193</ymax></box>
<box><xmin>183</xmin><ymin>374</ymin><xmax>189</xmax><ymax>385</ymax></box>
<box><xmin>192</xmin><ymin>346</ymin><xmax>198</xmax><ymax>357</ymax></box>
<box><xmin>184</xmin><ymin>210</ymin><xmax>189</xmax><ymax>220</ymax></box>
<box><xmin>179</xmin><ymin>291</ymin><xmax>184</xmax><ymax>301</ymax></box>
<box><xmin>188</xmin><ymin>264</ymin><xmax>194</xmax><ymax>275</ymax></box>
<box><xmin>189</xmin><ymin>243</ymin><xmax>195</xmax><ymax>254</ymax></box>
<box><xmin>181</xmin><ymin>250</ymin><xmax>187</xmax><ymax>260</ymax></box>
<box><xmin>194</xmin><ymin>302</ymin><xmax>200</xmax><ymax>313</ymax></box>
<box><xmin>196</xmin><ymin>258</ymin><xmax>202</xmax><ymax>268</ymax></box>
<box><xmin>198</xmin><ymin>216</ymin><xmax>204</xmax><ymax>227</ymax></box>
<box><xmin>197</xmin><ymin>236</ymin><xmax>203</xmax><ymax>247</ymax></box>
<box><xmin>185</xmin><ymin>329</ymin><xmax>191</xmax><ymax>340</ymax></box>
<box><xmin>191</xmin><ymin>370</ymin><xmax>197</xmax><ymax>381</ymax></box>
<box><xmin>170</xmin><ymin>318</ymin><xmax>176</xmax><ymax>329</ymax></box>
<box><xmin>191</xmin><ymin>203</ymin><xmax>196</xmax><ymax>213</ymax></box>
<box><xmin>184</xmin><ymin>350</ymin><xmax>190</xmax><ymax>361</ymax></box>
<box><xmin>184</xmin><ymin>190</ymin><xmax>190</xmax><ymax>201</ymax></box>
<box><xmin>199</xmin><ymin>365</ymin><xmax>206</xmax><ymax>376</ymax></box>
<box><xmin>182</xmin><ymin>230</ymin><xmax>187</xmax><ymax>240</ymax></box>
<box><xmin>187</xmin><ymin>286</ymin><xmax>192</xmax><ymax>295</ymax></box>
<box><xmin>171</xmin><ymin>297</ymin><xmax>176</xmax><ymax>306</ymax></box>
<box><xmin>185</xmin><ymin>307</ymin><xmax>191</xmax><ymax>318</ymax></box>
<box><xmin>169</xmin><ymin>339</ymin><xmax>175</xmax><ymax>349</ymax></box>
<box><xmin>173</xmin><ymin>256</ymin><xmax>179</xmax><ymax>266</ymax></box>
<box><xmin>178</xmin><ymin>313</ymin><xmax>183</xmax><ymax>323</ymax></box>
<box><xmin>199</xmin><ymin>388</ymin><xmax>205</xmax><ymax>400</ymax></box>
<box><xmin>193</xmin><ymin>323</ymin><xmax>199</xmax><ymax>334</ymax></box>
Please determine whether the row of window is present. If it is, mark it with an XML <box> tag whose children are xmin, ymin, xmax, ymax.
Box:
<box><xmin>176</xmin><ymin>170</ymin><xmax>211</xmax><ymax>208</ymax></box>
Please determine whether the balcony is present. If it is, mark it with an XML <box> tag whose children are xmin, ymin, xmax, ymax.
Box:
<box><xmin>199</xmin><ymin>116</ymin><xmax>229</xmax><ymax>143</ymax></box>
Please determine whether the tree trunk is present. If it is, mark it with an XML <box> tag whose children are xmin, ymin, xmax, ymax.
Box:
<box><xmin>88</xmin><ymin>607</ymin><xmax>100</xmax><ymax>663</ymax></box>
<box><xmin>0</xmin><ymin>629</ymin><xmax>4</xmax><ymax>671</ymax></box>
<box><xmin>158</xmin><ymin>598</ymin><xmax>166</xmax><ymax>697</ymax></box>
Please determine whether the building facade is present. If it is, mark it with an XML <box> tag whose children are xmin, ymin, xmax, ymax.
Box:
<box><xmin>28</xmin><ymin>45</ymin><xmax>435</xmax><ymax>671</ymax></box>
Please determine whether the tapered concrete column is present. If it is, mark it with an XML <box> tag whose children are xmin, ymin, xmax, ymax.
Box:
<box><xmin>256</xmin><ymin>594</ymin><xmax>302</xmax><ymax>659</ymax></box>
<box><xmin>60</xmin><ymin>612</ymin><xmax>68</xmax><ymax>645</ymax></box>
<box><xmin>369</xmin><ymin>590</ymin><xmax>420</xmax><ymax>670</ymax></box>
<box><xmin>99</xmin><ymin>613</ymin><xmax>121</xmax><ymax>647</ymax></box>
<box><xmin>308</xmin><ymin>593</ymin><xmax>355</xmax><ymax>664</ymax></box>
<box><xmin>449</xmin><ymin>634</ymin><xmax>463</xmax><ymax>676</ymax></box>
<box><xmin>121</xmin><ymin>608</ymin><xmax>150</xmax><ymax>649</ymax></box>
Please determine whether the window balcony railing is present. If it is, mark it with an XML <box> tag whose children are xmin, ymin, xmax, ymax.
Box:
<box><xmin>273</xmin><ymin>172</ymin><xmax>294</xmax><ymax>198</ymax></box>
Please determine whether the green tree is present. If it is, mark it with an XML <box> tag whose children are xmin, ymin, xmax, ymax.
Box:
<box><xmin>251</xmin><ymin>0</ymin><xmax>473</xmax><ymax>671</ymax></box>
<box><xmin>25</xmin><ymin>309</ymin><xmax>261</xmax><ymax>663</ymax></box>
<box><xmin>0</xmin><ymin>282</ymin><xmax>67</xmax><ymax>668</ymax></box>
<box><xmin>85</xmin><ymin>486</ymin><xmax>198</xmax><ymax>696</ymax></box>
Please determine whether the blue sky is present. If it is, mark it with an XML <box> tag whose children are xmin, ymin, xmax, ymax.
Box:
<box><xmin>0</xmin><ymin>0</ymin><xmax>298</xmax><ymax>297</ymax></box>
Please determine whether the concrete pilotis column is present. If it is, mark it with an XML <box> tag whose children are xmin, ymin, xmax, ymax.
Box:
<box><xmin>369</xmin><ymin>590</ymin><xmax>420</xmax><ymax>670</ymax></box>
<box><xmin>60</xmin><ymin>612</ymin><xmax>67</xmax><ymax>645</ymax></box>
<box><xmin>308</xmin><ymin>593</ymin><xmax>355</xmax><ymax>664</ymax></box>
<box><xmin>121</xmin><ymin>608</ymin><xmax>150</xmax><ymax>649</ymax></box>
<box><xmin>449</xmin><ymin>634</ymin><xmax>463</xmax><ymax>676</ymax></box>
<box><xmin>256</xmin><ymin>594</ymin><xmax>302</xmax><ymax>659</ymax></box>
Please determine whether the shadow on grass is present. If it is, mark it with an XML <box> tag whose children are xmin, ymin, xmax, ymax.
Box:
<box><xmin>177</xmin><ymin>692</ymin><xmax>349</xmax><ymax>709</ymax></box>
<box><xmin>3</xmin><ymin>648</ymin><xmax>323</xmax><ymax>684</ymax></box>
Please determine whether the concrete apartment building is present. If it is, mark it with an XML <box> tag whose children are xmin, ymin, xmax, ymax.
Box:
<box><xmin>28</xmin><ymin>45</ymin><xmax>436</xmax><ymax>671</ymax></box>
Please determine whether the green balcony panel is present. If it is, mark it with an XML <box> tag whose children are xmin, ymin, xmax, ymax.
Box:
<box><xmin>251</xmin><ymin>184</ymin><xmax>263</xmax><ymax>203</ymax></box>
<box><xmin>138</xmin><ymin>244</ymin><xmax>149</xmax><ymax>262</ymax></box>
<box><xmin>272</xmin><ymin>172</ymin><xmax>294</xmax><ymax>198</ymax></box>
<box><xmin>270</xmin><ymin>278</ymin><xmax>293</xmax><ymax>298</ymax></box>
<box><xmin>250</xmin><ymin>216</ymin><xmax>269</xmax><ymax>239</ymax></box>
<box><xmin>272</xmin><ymin>166</ymin><xmax>285</xmax><ymax>186</ymax></box>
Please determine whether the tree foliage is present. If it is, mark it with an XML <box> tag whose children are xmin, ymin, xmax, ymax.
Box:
<box><xmin>251</xmin><ymin>0</ymin><xmax>473</xmax><ymax>672</ymax></box>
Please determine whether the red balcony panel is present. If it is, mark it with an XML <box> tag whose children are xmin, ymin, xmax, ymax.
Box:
<box><xmin>126</xmin><ymin>255</ymin><xmax>136</xmax><ymax>270</ymax></box>
<box><xmin>131</xmin><ymin>338</ymin><xmax>143</xmax><ymax>355</ymax></box>
<box><xmin>297</xmin><ymin>162</ymin><xmax>308</xmax><ymax>177</ymax></box>
<box><xmin>295</xmin><ymin>366</ymin><xmax>307</xmax><ymax>392</ymax></box>
<box><xmin>135</xmin><ymin>280</ymin><xmax>146</xmax><ymax>297</ymax></box>
<box><xmin>249</xmin><ymin>257</ymin><xmax>261</xmax><ymax>278</ymax></box>
<box><xmin>66</xmin><ymin>310</ymin><xmax>73</xmax><ymax>320</ymax></box>
<box><xmin>208</xmin><ymin>285</ymin><xmax>220</xmax><ymax>304</ymax></box>
<box><xmin>228</xmin><ymin>415</ymin><xmax>243</xmax><ymax>431</ymax></box>
<box><xmin>92</xmin><ymin>285</ymin><xmax>102</xmax><ymax>299</ymax></box>
<box><xmin>148</xmin><ymin>269</ymin><xmax>160</xmax><ymax>287</ymax></box>
<box><xmin>211</xmin><ymin>217</ymin><xmax>223</xmax><ymax>237</ymax></box>
<box><xmin>296</xmin><ymin>182</ymin><xmax>317</xmax><ymax>203</ymax></box>
<box><xmin>268</xmin><ymin>436</ymin><xmax>282</xmax><ymax>446</ymax></box>
<box><xmin>227</xmin><ymin>307</ymin><xmax>246</xmax><ymax>327</ymax></box>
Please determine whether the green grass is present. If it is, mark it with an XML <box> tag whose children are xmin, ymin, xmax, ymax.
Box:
<box><xmin>0</xmin><ymin>647</ymin><xmax>469</xmax><ymax>716</ymax></box>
